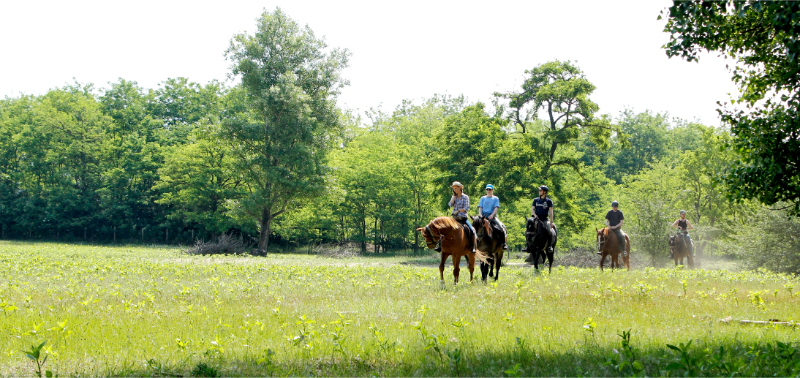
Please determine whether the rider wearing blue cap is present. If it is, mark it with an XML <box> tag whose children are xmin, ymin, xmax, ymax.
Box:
<box><xmin>478</xmin><ymin>184</ymin><xmax>508</xmax><ymax>250</ymax></box>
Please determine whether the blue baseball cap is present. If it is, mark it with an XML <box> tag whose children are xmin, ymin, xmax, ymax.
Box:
<box><xmin>485</xmin><ymin>184</ymin><xmax>494</xmax><ymax>190</ymax></box>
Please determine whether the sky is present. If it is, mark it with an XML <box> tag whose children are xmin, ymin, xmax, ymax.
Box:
<box><xmin>0</xmin><ymin>0</ymin><xmax>738</xmax><ymax>126</ymax></box>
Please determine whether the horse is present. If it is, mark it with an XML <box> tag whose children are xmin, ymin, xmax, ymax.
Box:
<box><xmin>472</xmin><ymin>215</ymin><xmax>505</xmax><ymax>281</ymax></box>
<box><xmin>669</xmin><ymin>233</ymin><xmax>695</xmax><ymax>268</ymax></box>
<box><xmin>596</xmin><ymin>227</ymin><xmax>631</xmax><ymax>271</ymax></box>
<box><xmin>525</xmin><ymin>217</ymin><xmax>557</xmax><ymax>273</ymax></box>
<box><xmin>417</xmin><ymin>217</ymin><xmax>486</xmax><ymax>286</ymax></box>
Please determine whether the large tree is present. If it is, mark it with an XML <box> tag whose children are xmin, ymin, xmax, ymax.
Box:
<box><xmin>496</xmin><ymin>60</ymin><xmax>620</xmax><ymax>178</ymax></box>
<box><xmin>224</xmin><ymin>8</ymin><xmax>350</xmax><ymax>251</ymax></box>
<box><xmin>663</xmin><ymin>1</ymin><xmax>800</xmax><ymax>213</ymax></box>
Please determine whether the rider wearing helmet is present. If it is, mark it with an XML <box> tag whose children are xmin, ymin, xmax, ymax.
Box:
<box><xmin>670</xmin><ymin>210</ymin><xmax>695</xmax><ymax>257</ymax></box>
<box><xmin>478</xmin><ymin>184</ymin><xmax>508</xmax><ymax>250</ymax></box>
<box><xmin>601</xmin><ymin>200</ymin><xmax>626</xmax><ymax>255</ymax></box>
<box><xmin>531</xmin><ymin>185</ymin><xmax>555</xmax><ymax>250</ymax></box>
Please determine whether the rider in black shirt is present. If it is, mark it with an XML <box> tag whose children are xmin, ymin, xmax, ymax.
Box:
<box><xmin>670</xmin><ymin>210</ymin><xmax>695</xmax><ymax>257</ymax></box>
<box><xmin>601</xmin><ymin>201</ymin><xmax>626</xmax><ymax>255</ymax></box>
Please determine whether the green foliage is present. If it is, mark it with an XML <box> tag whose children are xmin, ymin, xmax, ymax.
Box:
<box><xmin>663</xmin><ymin>1</ymin><xmax>800</xmax><ymax>213</ymax></box>
<box><xmin>191</xmin><ymin>362</ymin><xmax>219</xmax><ymax>377</ymax></box>
<box><xmin>223</xmin><ymin>7</ymin><xmax>350</xmax><ymax>251</ymax></box>
<box><xmin>21</xmin><ymin>340</ymin><xmax>49</xmax><ymax>378</ymax></box>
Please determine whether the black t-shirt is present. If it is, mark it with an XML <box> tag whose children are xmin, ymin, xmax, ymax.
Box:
<box><xmin>532</xmin><ymin>197</ymin><xmax>553</xmax><ymax>220</ymax></box>
<box><xmin>677</xmin><ymin>219</ymin><xmax>688</xmax><ymax>231</ymax></box>
<box><xmin>606</xmin><ymin>210</ymin><xmax>624</xmax><ymax>227</ymax></box>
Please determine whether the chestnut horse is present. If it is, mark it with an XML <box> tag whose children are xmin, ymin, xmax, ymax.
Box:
<box><xmin>472</xmin><ymin>215</ymin><xmax>505</xmax><ymax>281</ymax></box>
<box><xmin>669</xmin><ymin>233</ymin><xmax>695</xmax><ymax>268</ymax></box>
<box><xmin>417</xmin><ymin>217</ymin><xmax>486</xmax><ymax>285</ymax></box>
<box><xmin>596</xmin><ymin>227</ymin><xmax>631</xmax><ymax>271</ymax></box>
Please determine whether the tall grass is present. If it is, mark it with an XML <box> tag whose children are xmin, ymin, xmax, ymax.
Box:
<box><xmin>0</xmin><ymin>241</ymin><xmax>798</xmax><ymax>376</ymax></box>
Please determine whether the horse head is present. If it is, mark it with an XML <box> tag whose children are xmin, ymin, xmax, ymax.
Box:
<box><xmin>596</xmin><ymin>227</ymin><xmax>608</xmax><ymax>253</ymax></box>
<box><xmin>668</xmin><ymin>235</ymin><xmax>676</xmax><ymax>247</ymax></box>
<box><xmin>416</xmin><ymin>223</ymin><xmax>439</xmax><ymax>249</ymax></box>
<box><xmin>525</xmin><ymin>217</ymin><xmax>538</xmax><ymax>236</ymax></box>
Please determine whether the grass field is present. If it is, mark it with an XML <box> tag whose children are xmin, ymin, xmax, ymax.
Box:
<box><xmin>1</xmin><ymin>241</ymin><xmax>799</xmax><ymax>377</ymax></box>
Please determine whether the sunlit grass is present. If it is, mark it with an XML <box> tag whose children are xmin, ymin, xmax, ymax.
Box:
<box><xmin>0</xmin><ymin>241</ymin><xmax>798</xmax><ymax>376</ymax></box>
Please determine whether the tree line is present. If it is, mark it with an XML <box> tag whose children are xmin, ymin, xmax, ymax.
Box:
<box><xmin>1</xmin><ymin>6</ymin><xmax>798</xmax><ymax>273</ymax></box>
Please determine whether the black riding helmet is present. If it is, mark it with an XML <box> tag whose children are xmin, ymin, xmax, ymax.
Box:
<box><xmin>611</xmin><ymin>201</ymin><xmax>619</xmax><ymax>207</ymax></box>
<box><xmin>539</xmin><ymin>185</ymin><xmax>549</xmax><ymax>192</ymax></box>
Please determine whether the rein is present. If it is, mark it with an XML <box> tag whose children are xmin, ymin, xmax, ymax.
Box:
<box><xmin>423</xmin><ymin>225</ymin><xmax>441</xmax><ymax>249</ymax></box>
<box><xmin>597</xmin><ymin>229</ymin><xmax>607</xmax><ymax>252</ymax></box>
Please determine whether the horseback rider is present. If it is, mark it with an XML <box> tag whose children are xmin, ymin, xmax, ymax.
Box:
<box><xmin>600</xmin><ymin>200</ymin><xmax>626</xmax><ymax>255</ymax></box>
<box><xmin>477</xmin><ymin>184</ymin><xmax>508</xmax><ymax>250</ymax></box>
<box><xmin>670</xmin><ymin>210</ymin><xmax>695</xmax><ymax>257</ymax></box>
<box><xmin>531</xmin><ymin>185</ymin><xmax>555</xmax><ymax>251</ymax></box>
<box><xmin>446</xmin><ymin>181</ymin><xmax>476</xmax><ymax>253</ymax></box>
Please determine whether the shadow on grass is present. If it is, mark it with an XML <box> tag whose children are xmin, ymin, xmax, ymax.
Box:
<box><xmin>98</xmin><ymin>338</ymin><xmax>800</xmax><ymax>377</ymax></box>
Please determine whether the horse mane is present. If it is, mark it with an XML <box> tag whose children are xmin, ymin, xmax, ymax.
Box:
<box><xmin>430</xmin><ymin>216</ymin><xmax>459</xmax><ymax>231</ymax></box>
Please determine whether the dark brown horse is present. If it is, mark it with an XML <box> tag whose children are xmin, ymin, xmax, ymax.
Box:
<box><xmin>472</xmin><ymin>215</ymin><xmax>505</xmax><ymax>281</ymax></box>
<box><xmin>669</xmin><ymin>233</ymin><xmax>695</xmax><ymax>268</ymax></box>
<box><xmin>417</xmin><ymin>217</ymin><xmax>486</xmax><ymax>286</ymax></box>
<box><xmin>596</xmin><ymin>227</ymin><xmax>631</xmax><ymax>271</ymax></box>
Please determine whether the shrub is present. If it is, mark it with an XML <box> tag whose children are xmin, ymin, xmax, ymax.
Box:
<box><xmin>184</xmin><ymin>233</ymin><xmax>250</xmax><ymax>256</ymax></box>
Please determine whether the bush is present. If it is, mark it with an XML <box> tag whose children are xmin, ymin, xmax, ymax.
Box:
<box><xmin>191</xmin><ymin>362</ymin><xmax>219</xmax><ymax>377</ymax></box>
<box><xmin>184</xmin><ymin>233</ymin><xmax>250</xmax><ymax>256</ymax></box>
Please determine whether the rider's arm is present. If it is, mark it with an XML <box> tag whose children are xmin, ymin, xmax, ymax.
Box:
<box><xmin>489</xmin><ymin>206</ymin><xmax>498</xmax><ymax>219</ymax></box>
<box><xmin>686</xmin><ymin>220</ymin><xmax>694</xmax><ymax>230</ymax></box>
<box><xmin>614</xmin><ymin>219</ymin><xmax>624</xmax><ymax>230</ymax></box>
<box><xmin>531</xmin><ymin>205</ymin><xmax>535</xmax><ymax>216</ymax></box>
<box><xmin>670</xmin><ymin>219</ymin><xmax>679</xmax><ymax>228</ymax></box>
<box><xmin>549</xmin><ymin>207</ymin><xmax>554</xmax><ymax>222</ymax></box>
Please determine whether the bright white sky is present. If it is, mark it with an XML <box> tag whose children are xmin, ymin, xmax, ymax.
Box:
<box><xmin>1</xmin><ymin>0</ymin><xmax>738</xmax><ymax>126</ymax></box>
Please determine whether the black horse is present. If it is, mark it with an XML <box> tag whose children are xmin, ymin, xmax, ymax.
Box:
<box><xmin>472</xmin><ymin>215</ymin><xmax>505</xmax><ymax>282</ymax></box>
<box><xmin>525</xmin><ymin>217</ymin><xmax>557</xmax><ymax>273</ymax></box>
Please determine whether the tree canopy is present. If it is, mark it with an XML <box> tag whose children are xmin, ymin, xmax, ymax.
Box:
<box><xmin>663</xmin><ymin>0</ymin><xmax>800</xmax><ymax>213</ymax></box>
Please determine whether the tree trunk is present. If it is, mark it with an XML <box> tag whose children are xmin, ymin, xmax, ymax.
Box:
<box><xmin>258</xmin><ymin>207</ymin><xmax>272</xmax><ymax>251</ymax></box>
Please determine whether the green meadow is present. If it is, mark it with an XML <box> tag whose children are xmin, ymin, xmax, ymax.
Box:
<box><xmin>1</xmin><ymin>241</ymin><xmax>799</xmax><ymax>377</ymax></box>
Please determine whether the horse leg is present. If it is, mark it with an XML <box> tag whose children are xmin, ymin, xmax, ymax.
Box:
<box><xmin>452</xmin><ymin>254</ymin><xmax>462</xmax><ymax>285</ymax></box>
<box><xmin>489</xmin><ymin>254</ymin><xmax>495</xmax><ymax>278</ymax></box>
<box><xmin>494</xmin><ymin>251</ymin><xmax>502</xmax><ymax>281</ymax></box>
<box><xmin>439</xmin><ymin>253</ymin><xmax>447</xmax><ymax>288</ymax></box>
<box><xmin>480</xmin><ymin>261</ymin><xmax>489</xmax><ymax>282</ymax></box>
<box><xmin>547</xmin><ymin>250</ymin><xmax>554</xmax><ymax>274</ymax></box>
<box><xmin>599</xmin><ymin>253</ymin><xmax>607</xmax><ymax>271</ymax></box>
<box><xmin>687</xmin><ymin>253</ymin><xmax>694</xmax><ymax>269</ymax></box>
<box><xmin>467</xmin><ymin>252</ymin><xmax>475</xmax><ymax>282</ymax></box>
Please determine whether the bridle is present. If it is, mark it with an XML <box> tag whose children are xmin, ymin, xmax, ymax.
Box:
<box><xmin>597</xmin><ymin>230</ymin><xmax>607</xmax><ymax>253</ymax></box>
<box><xmin>525</xmin><ymin>218</ymin><xmax>540</xmax><ymax>237</ymax></box>
<box><xmin>423</xmin><ymin>225</ymin><xmax>443</xmax><ymax>249</ymax></box>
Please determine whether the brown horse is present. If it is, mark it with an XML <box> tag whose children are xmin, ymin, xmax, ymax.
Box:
<box><xmin>417</xmin><ymin>217</ymin><xmax>486</xmax><ymax>286</ymax></box>
<box><xmin>596</xmin><ymin>227</ymin><xmax>631</xmax><ymax>271</ymax></box>
<box><xmin>472</xmin><ymin>215</ymin><xmax>505</xmax><ymax>281</ymax></box>
<box><xmin>669</xmin><ymin>233</ymin><xmax>695</xmax><ymax>268</ymax></box>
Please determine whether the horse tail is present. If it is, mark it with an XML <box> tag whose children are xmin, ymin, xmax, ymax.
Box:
<box><xmin>474</xmin><ymin>250</ymin><xmax>489</xmax><ymax>264</ymax></box>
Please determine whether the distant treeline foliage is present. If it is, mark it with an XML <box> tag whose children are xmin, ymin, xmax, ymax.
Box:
<box><xmin>1</xmin><ymin>8</ymin><xmax>798</xmax><ymax>273</ymax></box>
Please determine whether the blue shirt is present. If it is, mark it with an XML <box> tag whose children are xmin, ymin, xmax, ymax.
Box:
<box><xmin>478</xmin><ymin>196</ymin><xmax>500</xmax><ymax>217</ymax></box>
<box><xmin>532</xmin><ymin>197</ymin><xmax>553</xmax><ymax>220</ymax></box>
<box><xmin>450</xmin><ymin>193</ymin><xmax>470</xmax><ymax>217</ymax></box>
